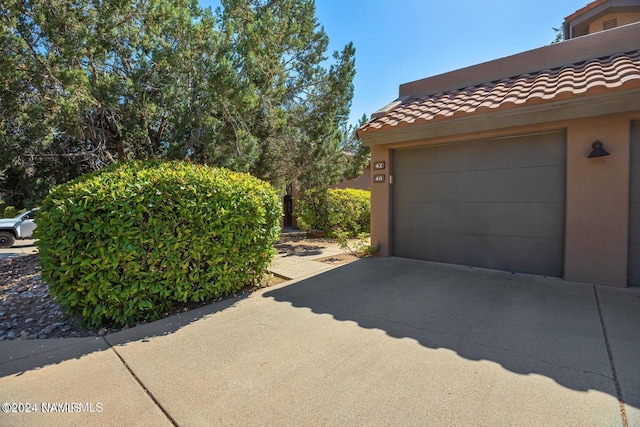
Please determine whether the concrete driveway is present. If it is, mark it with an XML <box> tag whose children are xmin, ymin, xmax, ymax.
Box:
<box><xmin>1</xmin><ymin>257</ymin><xmax>639</xmax><ymax>426</ymax></box>
<box><xmin>0</xmin><ymin>240</ymin><xmax>37</xmax><ymax>259</ymax></box>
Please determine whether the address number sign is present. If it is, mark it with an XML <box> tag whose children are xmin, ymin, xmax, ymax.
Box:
<box><xmin>373</xmin><ymin>174</ymin><xmax>385</xmax><ymax>183</ymax></box>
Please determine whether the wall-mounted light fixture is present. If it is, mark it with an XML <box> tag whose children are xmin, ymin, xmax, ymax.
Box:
<box><xmin>588</xmin><ymin>140</ymin><xmax>610</xmax><ymax>158</ymax></box>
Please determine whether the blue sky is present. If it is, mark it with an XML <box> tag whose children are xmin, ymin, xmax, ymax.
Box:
<box><xmin>199</xmin><ymin>1</ymin><xmax>593</xmax><ymax>126</ymax></box>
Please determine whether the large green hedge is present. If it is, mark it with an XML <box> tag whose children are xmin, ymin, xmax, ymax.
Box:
<box><xmin>35</xmin><ymin>161</ymin><xmax>281</xmax><ymax>328</ymax></box>
<box><xmin>296</xmin><ymin>188</ymin><xmax>370</xmax><ymax>237</ymax></box>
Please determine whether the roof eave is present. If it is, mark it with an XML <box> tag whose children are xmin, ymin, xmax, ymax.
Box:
<box><xmin>359</xmin><ymin>88</ymin><xmax>640</xmax><ymax>147</ymax></box>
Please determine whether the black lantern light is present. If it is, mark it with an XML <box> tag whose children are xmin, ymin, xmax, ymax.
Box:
<box><xmin>588</xmin><ymin>140</ymin><xmax>610</xmax><ymax>158</ymax></box>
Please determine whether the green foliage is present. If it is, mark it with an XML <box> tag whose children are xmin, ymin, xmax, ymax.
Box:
<box><xmin>338</xmin><ymin>115</ymin><xmax>371</xmax><ymax>184</ymax></box>
<box><xmin>34</xmin><ymin>161</ymin><xmax>281</xmax><ymax>328</ymax></box>
<box><xmin>3</xmin><ymin>206</ymin><xmax>18</xmax><ymax>218</ymax></box>
<box><xmin>333</xmin><ymin>230</ymin><xmax>377</xmax><ymax>258</ymax></box>
<box><xmin>296</xmin><ymin>188</ymin><xmax>370</xmax><ymax>237</ymax></box>
<box><xmin>0</xmin><ymin>0</ymin><xmax>357</xmax><ymax>207</ymax></box>
<box><xmin>295</xmin><ymin>188</ymin><xmax>329</xmax><ymax>231</ymax></box>
<box><xmin>551</xmin><ymin>26</ymin><xmax>564</xmax><ymax>44</ymax></box>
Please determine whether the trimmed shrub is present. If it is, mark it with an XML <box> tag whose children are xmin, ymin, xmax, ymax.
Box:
<box><xmin>34</xmin><ymin>161</ymin><xmax>281</xmax><ymax>328</ymax></box>
<box><xmin>3</xmin><ymin>206</ymin><xmax>18</xmax><ymax>218</ymax></box>
<box><xmin>296</xmin><ymin>188</ymin><xmax>370</xmax><ymax>237</ymax></box>
<box><xmin>295</xmin><ymin>188</ymin><xmax>331</xmax><ymax>232</ymax></box>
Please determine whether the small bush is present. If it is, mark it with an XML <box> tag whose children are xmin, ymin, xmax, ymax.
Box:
<box><xmin>3</xmin><ymin>206</ymin><xmax>18</xmax><ymax>218</ymax></box>
<box><xmin>35</xmin><ymin>161</ymin><xmax>281</xmax><ymax>328</ymax></box>
<box><xmin>296</xmin><ymin>188</ymin><xmax>370</xmax><ymax>237</ymax></box>
<box><xmin>334</xmin><ymin>230</ymin><xmax>377</xmax><ymax>258</ymax></box>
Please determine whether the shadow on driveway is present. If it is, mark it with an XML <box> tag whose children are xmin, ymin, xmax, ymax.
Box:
<box><xmin>0</xmin><ymin>293</ymin><xmax>246</xmax><ymax>377</ymax></box>
<box><xmin>263</xmin><ymin>256</ymin><xmax>640</xmax><ymax>412</ymax></box>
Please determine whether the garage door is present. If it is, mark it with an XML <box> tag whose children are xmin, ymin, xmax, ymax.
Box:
<box><xmin>629</xmin><ymin>121</ymin><xmax>640</xmax><ymax>286</ymax></box>
<box><xmin>392</xmin><ymin>131</ymin><xmax>566</xmax><ymax>276</ymax></box>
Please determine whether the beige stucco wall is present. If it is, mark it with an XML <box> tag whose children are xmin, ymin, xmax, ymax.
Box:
<box><xmin>367</xmin><ymin>111</ymin><xmax>640</xmax><ymax>286</ymax></box>
<box><xmin>370</xmin><ymin>146</ymin><xmax>392</xmax><ymax>255</ymax></box>
<box><xmin>588</xmin><ymin>12</ymin><xmax>640</xmax><ymax>34</ymax></box>
<box><xmin>564</xmin><ymin>113</ymin><xmax>634</xmax><ymax>286</ymax></box>
<box><xmin>332</xmin><ymin>165</ymin><xmax>371</xmax><ymax>190</ymax></box>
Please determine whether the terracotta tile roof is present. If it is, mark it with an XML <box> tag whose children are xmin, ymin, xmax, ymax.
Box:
<box><xmin>359</xmin><ymin>50</ymin><xmax>640</xmax><ymax>134</ymax></box>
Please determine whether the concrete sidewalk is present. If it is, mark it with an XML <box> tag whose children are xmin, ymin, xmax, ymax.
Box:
<box><xmin>268</xmin><ymin>238</ymin><xmax>349</xmax><ymax>280</ymax></box>
<box><xmin>1</xmin><ymin>257</ymin><xmax>639</xmax><ymax>426</ymax></box>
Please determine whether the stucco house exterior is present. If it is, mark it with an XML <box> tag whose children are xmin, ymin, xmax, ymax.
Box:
<box><xmin>357</xmin><ymin>0</ymin><xmax>640</xmax><ymax>287</ymax></box>
<box><xmin>332</xmin><ymin>162</ymin><xmax>371</xmax><ymax>191</ymax></box>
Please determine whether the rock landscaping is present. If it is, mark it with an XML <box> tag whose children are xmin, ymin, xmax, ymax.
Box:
<box><xmin>0</xmin><ymin>254</ymin><xmax>96</xmax><ymax>340</ymax></box>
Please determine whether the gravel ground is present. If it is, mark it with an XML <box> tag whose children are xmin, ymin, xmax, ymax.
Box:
<box><xmin>0</xmin><ymin>254</ymin><xmax>98</xmax><ymax>340</ymax></box>
<box><xmin>0</xmin><ymin>235</ymin><xmax>356</xmax><ymax>341</ymax></box>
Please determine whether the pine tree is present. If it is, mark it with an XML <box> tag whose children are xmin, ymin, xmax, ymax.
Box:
<box><xmin>0</xmin><ymin>0</ymin><xmax>360</xmax><ymax>206</ymax></box>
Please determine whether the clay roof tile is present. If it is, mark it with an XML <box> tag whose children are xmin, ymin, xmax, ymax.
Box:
<box><xmin>358</xmin><ymin>50</ymin><xmax>640</xmax><ymax>134</ymax></box>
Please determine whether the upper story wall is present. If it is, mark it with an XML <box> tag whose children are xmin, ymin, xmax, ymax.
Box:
<box><xmin>587</xmin><ymin>11</ymin><xmax>640</xmax><ymax>33</ymax></box>
<box><xmin>397</xmin><ymin>21</ymin><xmax>640</xmax><ymax>100</ymax></box>
<box><xmin>332</xmin><ymin>166</ymin><xmax>371</xmax><ymax>191</ymax></box>
<box><xmin>564</xmin><ymin>0</ymin><xmax>640</xmax><ymax>39</ymax></box>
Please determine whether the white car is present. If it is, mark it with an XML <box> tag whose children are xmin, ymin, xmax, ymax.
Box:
<box><xmin>0</xmin><ymin>209</ymin><xmax>38</xmax><ymax>248</ymax></box>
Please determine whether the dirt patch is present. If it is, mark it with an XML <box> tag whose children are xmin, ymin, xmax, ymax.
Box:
<box><xmin>275</xmin><ymin>234</ymin><xmax>362</xmax><ymax>265</ymax></box>
<box><xmin>315</xmin><ymin>253</ymin><xmax>359</xmax><ymax>265</ymax></box>
<box><xmin>266</xmin><ymin>275</ymin><xmax>288</xmax><ymax>286</ymax></box>
<box><xmin>275</xmin><ymin>235</ymin><xmax>338</xmax><ymax>256</ymax></box>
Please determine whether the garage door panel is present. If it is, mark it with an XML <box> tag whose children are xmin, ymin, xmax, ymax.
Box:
<box><xmin>393</xmin><ymin>131</ymin><xmax>565</xmax><ymax>277</ymax></box>
<box><xmin>396</xmin><ymin>166</ymin><xmax>563</xmax><ymax>203</ymax></box>
<box><xmin>396</xmin><ymin>133</ymin><xmax>565</xmax><ymax>174</ymax></box>
<box><xmin>394</xmin><ymin>201</ymin><xmax>564</xmax><ymax>239</ymax></box>
<box><xmin>631</xmin><ymin>124</ymin><xmax>640</xmax><ymax>162</ymax></box>
<box><xmin>629</xmin><ymin>203</ymin><xmax>640</xmax><ymax>244</ymax></box>
<box><xmin>629</xmin><ymin>244</ymin><xmax>640</xmax><ymax>285</ymax></box>
<box><xmin>393</xmin><ymin>230</ymin><xmax>563</xmax><ymax>276</ymax></box>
